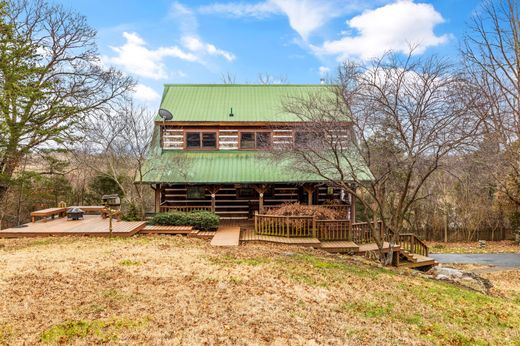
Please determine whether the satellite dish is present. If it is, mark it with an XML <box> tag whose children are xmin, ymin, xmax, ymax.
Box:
<box><xmin>158</xmin><ymin>108</ymin><xmax>173</xmax><ymax>121</ymax></box>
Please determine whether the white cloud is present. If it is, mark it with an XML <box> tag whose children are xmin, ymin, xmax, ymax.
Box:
<box><xmin>271</xmin><ymin>0</ymin><xmax>342</xmax><ymax>41</ymax></box>
<box><xmin>169</xmin><ymin>2</ymin><xmax>198</xmax><ymax>33</ymax></box>
<box><xmin>105</xmin><ymin>29</ymin><xmax>235</xmax><ymax>80</ymax></box>
<box><xmin>313</xmin><ymin>0</ymin><xmax>448</xmax><ymax>61</ymax></box>
<box><xmin>133</xmin><ymin>84</ymin><xmax>161</xmax><ymax>102</ymax></box>
<box><xmin>181</xmin><ymin>36</ymin><xmax>235</xmax><ymax>62</ymax></box>
<box><xmin>169</xmin><ymin>2</ymin><xmax>236</xmax><ymax>63</ymax></box>
<box><xmin>199</xmin><ymin>0</ymin><xmax>370</xmax><ymax>40</ymax></box>
<box><xmin>106</xmin><ymin>32</ymin><xmax>198</xmax><ymax>80</ymax></box>
<box><xmin>319</xmin><ymin>66</ymin><xmax>330</xmax><ymax>76</ymax></box>
<box><xmin>199</xmin><ymin>2</ymin><xmax>278</xmax><ymax>18</ymax></box>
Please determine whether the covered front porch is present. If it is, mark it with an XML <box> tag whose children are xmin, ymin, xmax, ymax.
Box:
<box><xmin>152</xmin><ymin>183</ymin><xmax>356</xmax><ymax>221</ymax></box>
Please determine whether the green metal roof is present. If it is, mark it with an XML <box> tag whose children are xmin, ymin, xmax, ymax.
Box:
<box><xmin>139</xmin><ymin>150</ymin><xmax>372</xmax><ymax>184</ymax></box>
<box><xmin>157</xmin><ymin>84</ymin><xmax>334</xmax><ymax>122</ymax></box>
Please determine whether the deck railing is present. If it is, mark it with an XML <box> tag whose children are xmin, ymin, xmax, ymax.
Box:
<box><xmin>398</xmin><ymin>233</ymin><xmax>429</xmax><ymax>256</ymax></box>
<box><xmin>255</xmin><ymin>213</ymin><xmax>382</xmax><ymax>242</ymax></box>
<box><xmin>351</xmin><ymin>221</ymin><xmax>384</xmax><ymax>244</ymax></box>
<box><xmin>266</xmin><ymin>204</ymin><xmax>350</xmax><ymax>217</ymax></box>
<box><xmin>315</xmin><ymin>219</ymin><xmax>350</xmax><ymax>240</ymax></box>
<box><xmin>159</xmin><ymin>206</ymin><xmax>212</xmax><ymax>213</ymax></box>
<box><xmin>255</xmin><ymin>214</ymin><xmax>315</xmax><ymax>237</ymax></box>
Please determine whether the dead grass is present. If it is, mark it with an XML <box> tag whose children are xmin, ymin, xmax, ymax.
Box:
<box><xmin>0</xmin><ymin>236</ymin><xmax>518</xmax><ymax>345</ymax></box>
<box><xmin>428</xmin><ymin>240</ymin><xmax>520</xmax><ymax>254</ymax></box>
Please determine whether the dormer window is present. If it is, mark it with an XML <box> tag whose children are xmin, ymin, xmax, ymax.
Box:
<box><xmin>186</xmin><ymin>132</ymin><xmax>217</xmax><ymax>149</ymax></box>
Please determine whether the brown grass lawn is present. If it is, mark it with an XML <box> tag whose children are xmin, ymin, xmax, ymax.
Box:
<box><xmin>427</xmin><ymin>240</ymin><xmax>520</xmax><ymax>254</ymax></box>
<box><xmin>0</xmin><ymin>236</ymin><xmax>519</xmax><ymax>345</ymax></box>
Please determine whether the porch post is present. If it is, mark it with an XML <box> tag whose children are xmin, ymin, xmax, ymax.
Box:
<box><xmin>254</xmin><ymin>185</ymin><xmax>267</xmax><ymax>214</ymax></box>
<box><xmin>211</xmin><ymin>194</ymin><xmax>216</xmax><ymax>212</ymax></box>
<box><xmin>350</xmin><ymin>191</ymin><xmax>356</xmax><ymax>223</ymax></box>
<box><xmin>206</xmin><ymin>185</ymin><xmax>221</xmax><ymax>213</ymax></box>
<box><xmin>154</xmin><ymin>184</ymin><xmax>161</xmax><ymax>213</ymax></box>
<box><xmin>303</xmin><ymin>184</ymin><xmax>314</xmax><ymax>205</ymax></box>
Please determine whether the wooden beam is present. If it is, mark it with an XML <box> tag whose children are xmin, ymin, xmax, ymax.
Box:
<box><xmin>303</xmin><ymin>184</ymin><xmax>315</xmax><ymax>206</ymax></box>
<box><xmin>206</xmin><ymin>185</ymin><xmax>221</xmax><ymax>213</ymax></box>
<box><xmin>350</xmin><ymin>191</ymin><xmax>356</xmax><ymax>223</ymax></box>
<box><xmin>154</xmin><ymin>184</ymin><xmax>161</xmax><ymax>213</ymax></box>
<box><xmin>253</xmin><ymin>185</ymin><xmax>268</xmax><ymax>214</ymax></box>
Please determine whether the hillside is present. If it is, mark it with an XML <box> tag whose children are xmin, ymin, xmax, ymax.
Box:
<box><xmin>0</xmin><ymin>236</ymin><xmax>518</xmax><ymax>345</ymax></box>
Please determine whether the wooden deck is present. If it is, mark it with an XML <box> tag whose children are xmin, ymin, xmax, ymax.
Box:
<box><xmin>0</xmin><ymin>215</ymin><xmax>145</xmax><ymax>238</ymax></box>
<box><xmin>240</xmin><ymin>229</ymin><xmax>321</xmax><ymax>246</ymax></box>
<box><xmin>357</xmin><ymin>242</ymin><xmax>401</xmax><ymax>254</ymax></box>
<box><xmin>210</xmin><ymin>226</ymin><xmax>241</xmax><ymax>246</ymax></box>
<box><xmin>319</xmin><ymin>241</ymin><xmax>359</xmax><ymax>252</ymax></box>
<box><xmin>140</xmin><ymin>225</ymin><xmax>194</xmax><ymax>235</ymax></box>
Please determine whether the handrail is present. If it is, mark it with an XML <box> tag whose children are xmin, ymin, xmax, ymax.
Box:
<box><xmin>398</xmin><ymin>233</ymin><xmax>429</xmax><ymax>256</ymax></box>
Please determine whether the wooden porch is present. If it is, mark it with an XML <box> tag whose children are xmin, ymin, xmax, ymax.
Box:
<box><xmin>154</xmin><ymin>183</ymin><xmax>353</xmax><ymax>221</ymax></box>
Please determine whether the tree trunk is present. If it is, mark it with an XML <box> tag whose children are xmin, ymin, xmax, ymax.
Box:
<box><xmin>444</xmin><ymin>212</ymin><xmax>449</xmax><ymax>243</ymax></box>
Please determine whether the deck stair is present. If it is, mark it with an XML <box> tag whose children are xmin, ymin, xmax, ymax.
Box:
<box><xmin>140</xmin><ymin>225</ymin><xmax>194</xmax><ymax>235</ymax></box>
<box><xmin>400</xmin><ymin>250</ymin><xmax>438</xmax><ymax>269</ymax></box>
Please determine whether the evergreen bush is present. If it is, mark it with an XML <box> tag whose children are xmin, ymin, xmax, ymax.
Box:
<box><xmin>149</xmin><ymin>211</ymin><xmax>220</xmax><ymax>231</ymax></box>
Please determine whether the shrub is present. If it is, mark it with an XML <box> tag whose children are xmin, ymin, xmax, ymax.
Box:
<box><xmin>121</xmin><ymin>204</ymin><xmax>141</xmax><ymax>221</ymax></box>
<box><xmin>149</xmin><ymin>211</ymin><xmax>219</xmax><ymax>231</ymax></box>
<box><xmin>267</xmin><ymin>203</ymin><xmax>341</xmax><ymax>220</ymax></box>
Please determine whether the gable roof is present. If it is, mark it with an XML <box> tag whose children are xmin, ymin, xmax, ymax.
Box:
<box><xmin>156</xmin><ymin>84</ymin><xmax>333</xmax><ymax>122</ymax></box>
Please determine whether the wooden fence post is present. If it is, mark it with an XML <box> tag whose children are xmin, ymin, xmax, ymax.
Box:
<box><xmin>312</xmin><ymin>217</ymin><xmax>317</xmax><ymax>239</ymax></box>
<box><xmin>285</xmin><ymin>216</ymin><xmax>289</xmax><ymax>237</ymax></box>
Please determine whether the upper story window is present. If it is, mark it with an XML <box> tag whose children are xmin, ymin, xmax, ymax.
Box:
<box><xmin>186</xmin><ymin>132</ymin><xmax>217</xmax><ymax>149</ymax></box>
<box><xmin>294</xmin><ymin>131</ymin><xmax>315</xmax><ymax>147</ymax></box>
<box><xmin>240</xmin><ymin>132</ymin><xmax>271</xmax><ymax>149</ymax></box>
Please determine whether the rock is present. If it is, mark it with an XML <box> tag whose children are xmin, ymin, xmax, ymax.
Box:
<box><xmin>428</xmin><ymin>266</ymin><xmax>493</xmax><ymax>294</ymax></box>
<box><xmin>435</xmin><ymin>274</ymin><xmax>450</xmax><ymax>281</ymax></box>
<box><xmin>432</xmin><ymin>266</ymin><xmax>464</xmax><ymax>278</ymax></box>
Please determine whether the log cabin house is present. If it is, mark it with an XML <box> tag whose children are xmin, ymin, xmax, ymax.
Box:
<box><xmin>139</xmin><ymin>84</ymin><xmax>370</xmax><ymax>221</ymax></box>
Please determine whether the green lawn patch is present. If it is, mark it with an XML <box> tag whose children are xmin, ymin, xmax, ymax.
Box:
<box><xmin>41</xmin><ymin>318</ymin><xmax>147</xmax><ymax>344</ymax></box>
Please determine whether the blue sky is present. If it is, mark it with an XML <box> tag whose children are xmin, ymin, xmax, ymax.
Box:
<box><xmin>54</xmin><ymin>0</ymin><xmax>482</xmax><ymax>105</ymax></box>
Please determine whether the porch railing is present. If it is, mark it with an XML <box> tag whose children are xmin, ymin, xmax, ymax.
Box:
<box><xmin>159</xmin><ymin>206</ymin><xmax>212</xmax><ymax>213</ymax></box>
<box><xmin>266</xmin><ymin>204</ymin><xmax>350</xmax><ymax>217</ymax></box>
<box><xmin>255</xmin><ymin>214</ymin><xmax>315</xmax><ymax>237</ymax></box>
<box><xmin>255</xmin><ymin>213</ymin><xmax>382</xmax><ymax>242</ymax></box>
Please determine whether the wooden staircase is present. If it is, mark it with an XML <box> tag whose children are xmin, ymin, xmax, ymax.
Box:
<box><xmin>400</xmin><ymin>250</ymin><xmax>438</xmax><ymax>268</ymax></box>
<box><xmin>398</xmin><ymin>233</ymin><xmax>437</xmax><ymax>269</ymax></box>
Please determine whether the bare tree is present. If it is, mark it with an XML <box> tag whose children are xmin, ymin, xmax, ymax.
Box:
<box><xmin>0</xmin><ymin>0</ymin><xmax>133</xmax><ymax>204</ymax></box>
<box><xmin>278</xmin><ymin>52</ymin><xmax>480</xmax><ymax>262</ymax></box>
<box><xmin>257</xmin><ymin>72</ymin><xmax>288</xmax><ymax>84</ymax></box>
<box><xmin>73</xmin><ymin>100</ymin><xmax>154</xmax><ymax>218</ymax></box>
<box><xmin>462</xmin><ymin>0</ymin><xmax>520</xmax><ymax>208</ymax></box>
<box><xmin>220</xmin><ymin>72</ymin><xmax>237</xmax><ymax>84</ymax></box>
